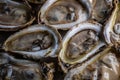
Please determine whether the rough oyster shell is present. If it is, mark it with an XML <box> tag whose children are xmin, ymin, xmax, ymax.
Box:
<box><xmin>58</xmin><ymin>21</ymin><xmax>105</xmax><ymax>72</ymax></box>
<box><xmin>0</xmin><ymin>52</ymin><xmax>56</xmax><ymax>80</ymax></box>
<box><xmin>0</xmin><ymin>52</ymin><xmax>43</xmax><ymax>80</ymax></box>
<box><xmin>64</xmin><ymin>47</ymin><xmax>120</xmax><ymax>80</ymax></box>
<box><xmin>103</xmin><ymin>0</ymin><xmax>120</xmax><ymax>52</ymax></box>
<box><xmin>38</xmin><ymin>0</ymin><xmax>91</xmax><ymax>30</ymax></box>
<box><xmin>3</xmin><ymin>24</ymin><xmax>61</xmax><ymax>59</ymax></box>
<box><xmin>91</xmin><ymin>0</ymin><xmax>113</xmax><ymax>23</ymax></box>
<box><xmin>0</xmin><ymin>0</ymin><xmax>35</xmax><ymax>31</ymax></box>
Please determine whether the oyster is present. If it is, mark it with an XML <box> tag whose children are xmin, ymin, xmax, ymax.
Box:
<box><xmin>38</xmin><ymin>0</ymin><xmax>91</xmax><ymax>29</ymax></box>
<box><xmin>91</xmin><ymin>0</ymin><xmax>113</xmax><ymax>23</ymax></box>
<box><xmin>103</xmin><ymin>0</ymin><xmax>120</xmax><ymax>50</ymax></box>
<box><xmin>0</xmin><ymin>0</ymin><xmax>35</xmax><ymax>31</ymax></box>
<box><xmin>3</xmin><ymin>24</ymin><xmax>61</xmax><ymax>59</ymax></box>
<box><xmin>64</xmin><ymin>47</ymin><xmax>120</xmax><ymax>80</ymax></box>
<box><xmin>0</xmin><ymin>52</ymin><xmax>55</xmax><ymax>80</ymax></box>
<box><xmin>59</xmin><ymin>21</ymin><xmax>104</xmax><ymax>72</ymax></box>
<box><xmin>0</xmin><ymin>52</ymin><xmax>43</xmax><ymax>80</ymax></box>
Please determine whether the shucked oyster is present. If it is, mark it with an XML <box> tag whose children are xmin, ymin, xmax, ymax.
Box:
<box><xmin>91</xmin><ymin>0</ymin><xmax>113</xmax><ymax>23</ymax></box>
<box><xmin>0</xmin><ymin>52</ymin><xmax>42</xmax><ymax>80</ymax></box>
<box><xmin>0</xmin><ymin>0</ymin><xmax>35</xmax><ymax>31</ymax></box>
<box><xmin>64</xmin><ymin>47</ymin><xmax>120</xmax><ymax>80</ymax></box>
<box><xmin>59</xmin><ymin>21</ymin><xmax>104</xmax><ymax>72</ymax></box>
<box><xmin>103</xmin><ymin>0</ymin><xmax>120</xmax><ymax>51</ymax></box>
<box><xmin>38</xmin><ymin>0</ymin><xmax>91</xmax><ymax>29</ymax></box>
<box><xmin>3</xmin><ymin>24</ymin><xmax>61</xmax><ymax>59</ymax></box>
<box><xmin>0</xmin><ymin>52</ymin><xmax>54</xmax><ymax>80</ymax></box>
<box><xmin>40</xmin><ymin>62</ymin><xmax>55</xmax><ymax>80</ymax></box>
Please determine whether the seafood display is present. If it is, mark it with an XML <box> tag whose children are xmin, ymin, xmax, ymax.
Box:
<box><xmin>0</xmin><ymin>0</ymin><xmax>120</xmax><ymax>80</ymax></box>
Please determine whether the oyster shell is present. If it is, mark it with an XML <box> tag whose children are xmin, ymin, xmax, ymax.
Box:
<box><xmin>64</xmin><ymin>47</ymin><xmax>120</xmax><ymax>80</ymax></box>
<box><xmin>38</xmin><ymin>0</ymin><xmax>91</xmax><ymax>29</ymax></box>
<box><xmin>91</xmin><ymin>0</ymin><xmax>113</xmax><ymax>23</ymax></box>
<box><xmin>0</xmin><ymin>0</ymin><xmax>35</xmax><ymax>31</ymax></box>
<box><xmin>58</xmin><ymin>21</ymin><xmax>104</xmax><ymax>72</ymax></box>
<box><xmin>0</xmin><ymin>53</ymin><xmax>43</xmax><ymax>80</ymax></box>
<box><xmin>103</xmin><ymin>0</ymin><xmax>120</xmax><ymax>50</ymax></box>
<box><xmin>0</xmin><ymin>52</ymin><xmax>56</xmax><ymax>80</ymax></box>
<box><xmin>3</xmin><ymin>24</ymin><xmax>61</xmax><ymax>59</ymax></box>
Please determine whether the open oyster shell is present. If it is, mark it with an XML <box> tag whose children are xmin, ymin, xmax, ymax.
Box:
<box><xmin>64</xmin><ymin>47</ymin><xmax>120</xmax><ymax>80</ymax></box>
<box><xmin>38</xmin><ymin>0</ymin><xmax>91</xmax><ymax>30</ymax></box>
<box><xmin>91</xmin><ymin>0</ymin><xmax>113</xmax><ymax>23</ymax></box>
<box><xmin>58</xmin><ymin>21</ymin><xmax>104</xmax><ymax>72</ymax></box>
<box><xmin>0</xmin><ymin>0</ymin><xmax>35</xmax><ymax>31</ymax></box>
<box><xmin>0</xmin><ymin>52</ymin><xmax>55</xmax><ymax>80</ymax></box>
<box><xmin>0</xmin><ymin>53</ymin><xmax>43</xmax><ymax>80</ymax></box>
<box><xmin>103</xmin><ymin>0</ymin><xmax>120</xmax><ymax>51</ymax></box>
<box><xmin>3</xmin><ymin>24</ymin><xmax>61</xmax><ymax>59</ymax></box>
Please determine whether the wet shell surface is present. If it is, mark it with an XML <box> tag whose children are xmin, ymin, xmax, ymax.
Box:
<box><xmin>0</xmin><ymin>0</ymin><xmax>35</xmax><ymax>31</ymax></box>
<box><xmin>0</xmin><ymin>52</ymin><xmax>55</xmax><ymax>80</ymax></box>
<box><xmin>1</xmin><ymin>0</ymin><xmax>120</xmax><ymax>80</ymax></box>
<box><xmin>59</xmin><ymin>21</ymin><xmax>103</xmax><ymax>65</ymax></box>
<box><xmin>64</xmin><ymin>48</ymin><xmax>120</xmax><ymax>80</ymax></box>
<box><xmin>91</xmin><ymin>0</ymin><xmax>113</xmax><ymax>23</ymax></box>
<box><xmin>3</xmin><ymin>24</ymin><xmax>61</xmax><ymax>59</ymax></box>
<box><xmin>38</xmin><ymin>0</ymin><xmax>91</xmax><ymax>29</ymax></box>
<box><xmin>103</xmin><ymin>0</ymin><xmax>120</xmax><ymax>52</ymax></box>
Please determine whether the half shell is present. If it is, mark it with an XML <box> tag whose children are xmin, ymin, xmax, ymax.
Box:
<box><xmin>103</xmin><ymin>0</ymin><xmax>120</xmax><ymax>51</ymax></box>
<box><xmin>58</xmin><ymin>21</ymin><xmax>104</xmax><ymax>72</ymax></box>
<box><xmin>91</xmin><ymin>0</ymin><xmax>113</xmax><ymax>23</ymax></box>
<box><xmin>0</xmin><ymin>52</ymin><xmax>43</xmax><ymax>80</ymax></box>
<box><xmin>64</xmin><ymin>47</ymin><xmax>120</xmax><ymax>80</ymax></box>
<box><xmin>0</xmin><ymin>0</ymin><xmax>35</xmax><ymax>31</ymax></box>
<box><xmin>38</xmin><ymin>0</ymin><xmax>91</xmax><ymax>29</ymax></box>
<box><xmin>3</xmin><ymin>24</ymin><xmax>61</xmax><ymax>59</ymax></box>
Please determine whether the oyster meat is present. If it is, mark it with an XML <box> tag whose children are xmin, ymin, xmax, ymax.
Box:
<box><xmin>91</xmin><ymin>0</ymin><xmax>113</xmax><ymax>23</ymax></box>
<box><xmin>59</xmin><ymin>21</ymin><xmax>105</xmax><ymax>72</ymax></box>
<box><xmin>0</xmin><ymin>0</ymin><xmax>35</xmax><ymax>31</ymax></box>
<box><xmin>103</xmin><ymin>0</ymin><xmax>120</xmax><ymax>51</ymax></box>
<box><xmin>0</xmin><ymin>52</ymin><xmax>43</xmax><ymax>80</ymax></box>
<box><xmin>0</xmin><ymin>0</ymin><xmax>120</xmax><ymax>80</ymax></box>
<box><xmin>3</xmin><ymin>24</ymin><xmax>61</xmax><ymax>59</ymax></box>
<box><xmin>64</xmin><ymin>47</ymin><xmax>120</xmax><ymax>80</ymax></box>
<box><xmin>38</xmin><ymin>0</ymin><xmax>91</xmax><ymax>29</ymax></box>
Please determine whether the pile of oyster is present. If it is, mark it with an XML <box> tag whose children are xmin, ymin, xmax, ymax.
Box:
<box><xmin>0</xmin><ymin>0</ymin><xmax>120</xmax><ymax>80</ymax></box>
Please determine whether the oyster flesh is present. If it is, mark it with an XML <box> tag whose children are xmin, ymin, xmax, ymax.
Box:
<box><xmin>0</xmin><ymin>52</ymin><xmax>43</xmax><ymax>80</ymax></box>
<box><xmin>64</xmin><ymin>47</ymin><xmax>120</xmax><ymax>80</ymax></box>
<box><xmin>103</xmin><ymin>0</ymin><xmax>120</xmax><ymax>51</ymax></box>
<box><xmin>91</xmin><ymin>0</ymin><xmax>113</xmax><ymax>23</ymax></box>
<box><xmin>59</xmin><ymin>21</ymin><xmax>105</xmax><ymax>72</ymax></box>
<box><xmin>0</xmin><ymin>0</ymin><xmax>35</xmax><ymax>31</ymax></box>
<box><xmin>38</xmin><ymin>0</ymin><xmax>91</xmax><ymax>29</ymax></box>
<box><xmin>3</xmin><ymin>24</ymin><xmax>61</xmax><ymax>59</ymax></box>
